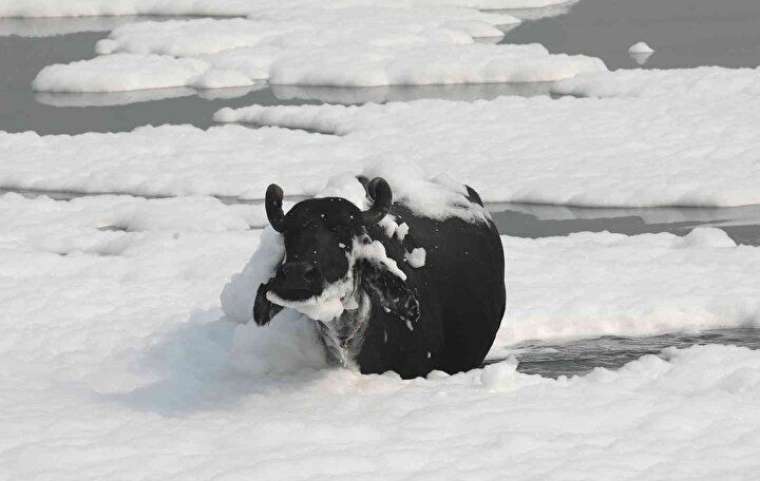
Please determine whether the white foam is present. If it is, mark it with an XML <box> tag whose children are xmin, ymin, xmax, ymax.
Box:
<box><xmin>34</xmin><ymin>87</ymin><xmax>195</xmax><ymax>107</ymax></box>
<box><xmin>33</xmin><ymin>54</ymin><xmax>209</xmax><ymax>92</ymax></box>
<box><xmin>395</xmin><ymin>222</ymin><xmax>410</xmax><ymax>241</ymax></box>
<box><xmin>3</xmin><ymin>191</ymin><xmax>760</xmax><ymax>474</ymax></box>
<box><xmin>266</xmin><ymin>43</ymin><xmax>604</xmax><ymax>87</ymax></box>
<box><xmin>27</xmin><ymin>7</ymin><xmax>611</xmax><ymax>92</ymax></box>
<box><xmin>405</xmin><ymin>247</ymin><xmax>427</xmax><ymax>268</ymax></box>
<box><xmin>189</xmin><ymin>68</ymin><xmax>254</xmax><ymax>90</ymax></box>
<box><xmin>4</xmin><ymin>191</ymin><xmax>760</xmax><ymax>478</ymax></box>
<box><xmin>628</xmin><ymin>41</ymin><xmax>654</xmax><ymax>54</ymax></box>
<box><xmin>554</xmin><ymin>66</ymin><xmax>760</xmax><ymax>98</ymax></box>
<box><xmin>217</xmin><ymin>88</ymin><xmax>760</xmax><ymax>207</ymax></box>
<box><xmin>0</xmin><ymin>0</ymin><xmax>253</xmax><ymax>18</ymax></box>
<box><xmin>500</xmin><ymin>228</ymin><xmax>760</xmax><ymax>344</ymax></box>
<box><xmin>267</xmin><ymin>280</ymin><xmax>355</xmax><ymax>323</ymax></box>
<box><xmin>0</xmin><ymin>0</ymin><xmax>557</xmax><ymax>18</ymax></box>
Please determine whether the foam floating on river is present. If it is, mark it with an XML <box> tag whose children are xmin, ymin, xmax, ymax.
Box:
<box><xmin>628</xmin><ymin>41</ymin><xmax>654</xmax><ymax>54</ymax></box>
<box><xmin>0</xmin><ymin>0</ymin><xmax>574</xmax><ymax>18</ymax></box>
<box><xmin>2</xmin><ymin>190</ymin><xmax>760</xmax><ymax>479</ymax></box>
<box><xmin>30</xmin><ymin>9</ymin><xmax>609</xmax><ymax>92</ymax></box>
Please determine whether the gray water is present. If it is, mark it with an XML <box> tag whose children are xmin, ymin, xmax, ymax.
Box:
<box><xmin>0</xmin><ymin>26</ymin><xmax>321</xmax><ymax>135</ymax></box>
<box><xmin>502</xmin><ymin>0</ymin><xmax>760</xmax><ymax>69</ymax></box>
<box><xmin>0</xmin><ymin>18</ymin><xmax>549</xmax><ymax>135</ymax></box>
<box><xmin>491</xmin><ymin>203</ymin><xmax>760</xmax><ymax>246</ymax></box>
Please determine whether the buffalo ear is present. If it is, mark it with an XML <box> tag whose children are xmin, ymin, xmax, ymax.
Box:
<box><xmin>361</xmin><ymin>177</ymin><xmax>392</xmax><ymax>224</ymax></box>
<box><xmin>360</xmin><ymin>261</ymin><xmax>420</xmax><ymax>325</ymax></box>
<box><xmin>265</xmin><ymin>184</ymin><xmax>285</xmax><ymax>232</ymax></box>
<box><xmin>253</xmin><ymin>281</ymin><xmax>283</xmax><ymax>326</ymax></box>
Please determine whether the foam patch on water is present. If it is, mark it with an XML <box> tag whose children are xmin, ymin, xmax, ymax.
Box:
<box><xmin>554</xmin><ymin>66</ymin><xmax>760</xmax><ymax>98</ymax></box>
<box><xmin>628</xmin><ymin>41</ymin><xmax>654</xmax><ymax>54</ymax></box>
<box><xmin>33</xmin><ymin>54</ymin><xmax>209</xmax><ymax>93</ymax></box>
<box><xmin>28</xmin><ymin>7</ymin><xmax>608</xmax><ymax>92</ymax></box>
<box><xmin>0</xmin><ymin>0</ymin><xmax>567</xmax><ymax>18</ymax></box>
<box><xmin>216</xmin><ymin>90</ymin><xmax>760</xmax><ymax>207</ymax></box>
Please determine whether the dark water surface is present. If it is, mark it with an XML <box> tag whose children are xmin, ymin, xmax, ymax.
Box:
<box><xmin>491</xmin><ymin>203</ymin><xmax>760</xmax><ymax>246</ymax></box>
<box><xmin>503</xmin><ymin>0</ymin><xmax>760</xmax><ymax>69</ymax></box>
<box><xmin>489</xmin><ymin>328</ymin><xmax>760</xmax><ymax>378</ymax></box>
<box><xmin>0</xmin><ymin>26</ymin><xmax>320</xmax><ymax>135</ymax></box>
<box><xmin>0</xmin><ymin>17</ymin><xmax>551</xmax><ymax>135</ymax></box>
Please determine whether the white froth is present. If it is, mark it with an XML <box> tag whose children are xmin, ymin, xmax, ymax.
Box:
<box><xmin>628</xmin><ymin>41</ymin><xmax>654</xmax><ymax>54</ymax></box>
<box><xmin>405</xmin><ymin>247</ymin><xmax>427</xmax><ymax>268</ymax></box>
<box><xmin>26</xmin><ymin>5</ymin><xmax>608</xmax><ymax>93</ymax></box>
<box><xmin>4</xmin><ymin>190</ymin><xmax>760</xmax><ymax>479</ymax></box>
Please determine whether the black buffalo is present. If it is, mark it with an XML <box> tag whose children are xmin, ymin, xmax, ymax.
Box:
<box><xmin>253</xmin><ymin>176</ymin><xmax>505</xmax><ymax>379</ymax></box>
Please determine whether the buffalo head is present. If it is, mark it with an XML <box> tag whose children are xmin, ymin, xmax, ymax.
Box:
<box><xmin>253</xmin><ymin>177</ymin><xmax>418</xmax><ymax>327</ymax></box>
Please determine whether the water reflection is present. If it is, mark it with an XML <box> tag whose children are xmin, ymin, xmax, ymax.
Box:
<box><xmin>473</xmin><ymin>34</ymin><xmax>508</xmax><ymax>45</ymax></box>
<box><xmin>490</xmin><ymin>328</ymin><xmax>760</xmax><ymax>378</ymax></box>
<box><xmin>36</xmin><ymin>84</ymin><xmax>265</xmax><ymax>107</ymax></box>
<box><xmin>270</xmin><ymin>82</ymin><xmax>554</xmax><ymax>105</ymax></box>
<box><xmin>629</xmin><ymin>51</ymin><xmax>654</xmax><ymax>66</ymax></box>
<box><xmin>36</xmin><ymin>88</ymin><xmax>196</xmax><ymax>107</ymax></box>
<box><xmin>197</xmin><ymin>85</ymin><xmax>262</xmax><ymax>100</ymax></box>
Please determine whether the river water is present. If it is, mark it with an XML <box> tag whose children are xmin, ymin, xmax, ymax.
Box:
<box><xmin>2</xmin><ymin>1</ymin><xmax>758</xmax><ymax>376</ymax></box>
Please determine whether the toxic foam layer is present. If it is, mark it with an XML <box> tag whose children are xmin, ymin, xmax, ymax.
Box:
<box><xmin>0</xmin><ymin>0</ymin><xmax>569</xmax><ymax>18</ymax></box>
<box><xmin>7</xmin><ymin>76</ymin><xmax>760</xmax><ymax>208</ymax></box>
<box><xmin>6</xmin><ymin>195</ymin><xmax>760</xmax><ymax>481</ymax></box>
<box><xmin>216</xmin><ymin>88</ymin><xmax>760</xmax><ymax>207</ymax></box>
<box><xmin>29</xmin><ymin>8</ymin><xmax>609</xmax><ymax>92</ymax></box>
<box><xmin>553</xmin><ymin>66</ymin><xmax>760</xmax><ymax>98</ymax></box>
<box><xmin>33</xmin><ymin>54</ymin><xmax>210</xmax><ymax>93</ymax></box>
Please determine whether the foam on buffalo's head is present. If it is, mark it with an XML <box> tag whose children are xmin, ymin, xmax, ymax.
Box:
<box><xmin>263</xmin><ymin>178</ymin><xmax>392</xmax><ymax>303</ymax></box>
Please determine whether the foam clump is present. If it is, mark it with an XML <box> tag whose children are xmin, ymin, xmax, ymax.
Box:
<box><xmin>190</xmin><ymin>69</ymin><xmax>254</xmax><ymax>90</ymax></box>
<box><xmin>228</xmin><ymin>308</ymin><xmax>328</xmax><ymax>376</ymax></box>
<box><xmin>220</xmin><ymin>227</ymin><xmax>284</xmax><ymax>323</ymax></box>
<box><xmin>405</xmin><ymin>247</ymin><xmax>427</xmax><ymax>268</ymax></box>
<box><xmin>554</xmin><ymin>66</ymin><xmax>760</xmax><ymax>99</ymax></box>
<box><xmin>33</xmin><ymin>54</ymin><xmax>209</xmax><ymax>92</ymax></box>
<box><xmin>6</xmin><ymin>189</ymin><xmax>760</xmax><ymax>478</ymax></box>
<box><xmin>677</xmin><ymin>227</ymin><xmax>737</xmax><ymax>249</ymax></box>
<box><xmin>28</xmin><ymin>7</ymin><xmax>607</xmax><ymax>93</ymax></box>
<box><xmin>0</xmin><ymin>0</ymin><xmax>571</xmax><ymax>18</ymax></box>
<box><xmin>628</xmin><ymin>41</ymin><xmax>654</xmax><ymax>54</ymax></box>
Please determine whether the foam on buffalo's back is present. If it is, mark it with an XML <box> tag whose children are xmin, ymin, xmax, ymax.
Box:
<box><xmin>362</xmin><ymin>162</ymin><xmax>492</xmax><ymax>224</ymax></box>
